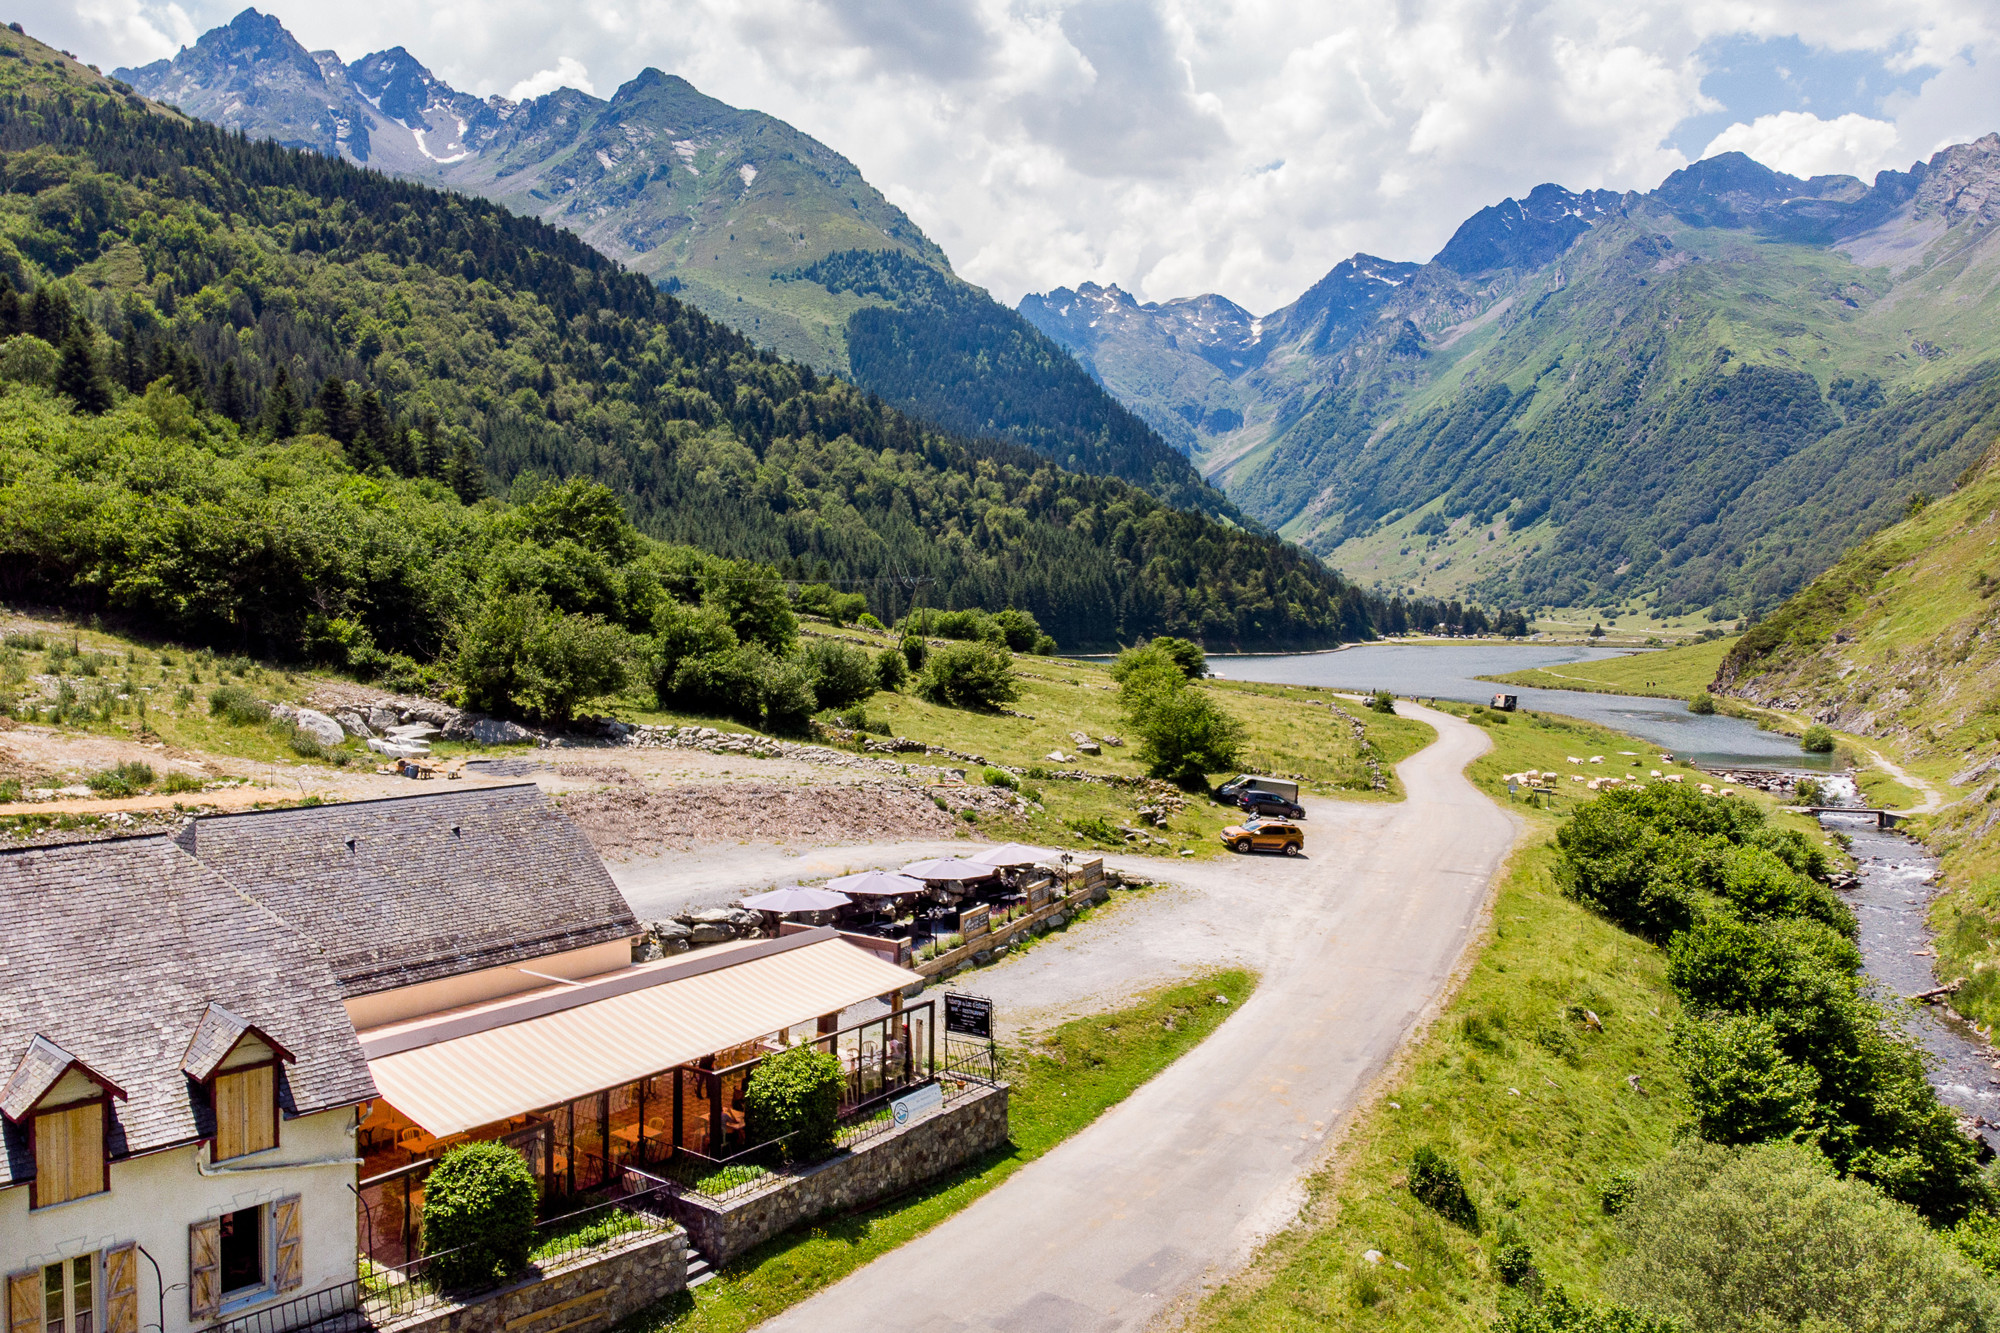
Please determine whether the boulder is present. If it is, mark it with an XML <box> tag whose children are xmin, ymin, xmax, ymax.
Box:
<box><xmin>472</xmin><ymin>716</ymin><xmax>533</xmax><ymax>746</ymax></box>
<box><xmin>290</xmin><ymin>708</ymin><xmax>346</xmax><ymax>748</ymax></box>
<box><xmin>334</xmin><ymin>711</ymin><xmax>375</xmax><ymax>739</ymax></box>
<box><xmin>1077</xmin><ymin>740</ymin><xmax>1102</xmax><ymax>755</ymax></box>
<box><xmin>652</xmin><ymin>920</ymin><xmax>694</xmax><ymax>944</ymax></box>
<box><xmin>366</xmin><ymin>706</ymin><xmax>400</xmax><ymax>733</ymax></box>
<box><xmin>689</xmin><ymin>922</ymin><xmax>733</xmax><ymax>945</ymax></box>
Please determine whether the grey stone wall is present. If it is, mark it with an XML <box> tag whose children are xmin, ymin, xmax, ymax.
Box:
<box><xmin>376</xmin><ymin>1224</ymin><xmax>686</xmax><ymax>1333</ymax></box>
<box><xmin>671</xmin><ymin>1083</ymin><xmax>1011</xmax><ymax>1263</ymax></box>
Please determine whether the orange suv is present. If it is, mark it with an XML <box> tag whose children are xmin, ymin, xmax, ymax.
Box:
<box><xmin>1220</xmin><ymin>818</ymin><xmax>1304</xmax><ymax>856</ymax></box>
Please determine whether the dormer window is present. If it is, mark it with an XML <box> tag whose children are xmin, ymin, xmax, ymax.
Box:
<box><xmin>0</xmin><ymin>1035</ymin><xmax>126</xmax><ymax>1209</ymax></box>
<box><xmin>180</xmin><ymin>1003</ymin><xmax>294</xmax><ymax>1164</ymax></box>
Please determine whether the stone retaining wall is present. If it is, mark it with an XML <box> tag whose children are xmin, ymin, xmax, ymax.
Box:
<box><xmin>376</xmin><ymin>1225</ymin><xmax>686</xmax><ymax>1333</ymax></box>
<box><xmin>669</xmin><ymin>1083</ymin><xmax>1010</xmax><ymax>1263</ymax></box>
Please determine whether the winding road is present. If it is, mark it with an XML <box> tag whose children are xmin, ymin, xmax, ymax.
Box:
<box><xmin>758</xmin><ymin>703</ymin><xmax>1520</xmax><ymax>1333</ymax></box>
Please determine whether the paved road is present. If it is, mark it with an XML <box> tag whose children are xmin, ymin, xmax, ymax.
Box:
<box><xmin>759</xmin><ymin>703</ymin><xmax>1519</xmax><ymax>1333</ymax></box>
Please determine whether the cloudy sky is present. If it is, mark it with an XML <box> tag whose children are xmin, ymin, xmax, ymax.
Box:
<box><xmin>44</xmin><ymin>0</ymin><xmax>2000</xmax><ymax>314</ymax></box>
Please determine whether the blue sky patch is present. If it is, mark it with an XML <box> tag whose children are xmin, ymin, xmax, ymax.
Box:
<box><xmin>1670</xmin><ymin>35</ymin><xmax>1935</xmax><ymax>159</ymax></box>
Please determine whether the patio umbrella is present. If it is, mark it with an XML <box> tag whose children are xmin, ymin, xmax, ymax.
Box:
<box><xmin>739</xmin><ymin>886</ymin><xmax>852</xmax><ymax>913</ymax></box>
<box><xmin>900</xmin><ymin>857</ymin><xmax>997</xmax><ymax>881</ymax></box>
<box><xmin>827</xmin><ymin>871</ymin><xmax>931</xmax><ymax>898</ymax></box>
<box><xmin>968</xmin><ymin>843</ymin><xmax>1061</xmax><ymax>867</ymax></box>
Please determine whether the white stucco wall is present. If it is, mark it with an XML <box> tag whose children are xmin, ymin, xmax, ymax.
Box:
<box><xmin>1</xmin><ymin>1106</ymin><xmax>360</xmax><ymax>1333</ymax></box>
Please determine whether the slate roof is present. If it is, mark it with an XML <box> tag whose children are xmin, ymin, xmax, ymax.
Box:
<box><xmin>175</xmin><ymin>785</ymin><xmax>637</xmax><ymax>997</ymax></box>
<box><xmin>0</xmin><ymin>1035</ymin><xmax>123</xmax><ymax>1121</ymax></box>
<box><xmin>0</xmin><ymin>837</ymin><xmax>375</xmax><ymax>1189</ymax></box>
<box><xmin>180</xmin><ymin>1002</ymin><xmax>292</xmax><ymax>1082</ymax></box>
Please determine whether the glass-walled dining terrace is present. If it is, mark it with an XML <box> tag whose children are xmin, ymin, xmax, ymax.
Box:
<box><xmin>356</xmin><ymin>1001</ymin><xmax>935</xmax><ymax>1266</ymax></box>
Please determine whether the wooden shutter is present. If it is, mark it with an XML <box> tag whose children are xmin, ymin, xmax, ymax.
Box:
<box><xmin>34</xmin><ymin>1103</ymin><xmax>105</xmax><ymax>1207</ymax></box>
<box><xmin>272</xmin><ymin>1196</ymin><xmax>302</xmax><ymax>1293</ymax></box>
<box><xmin>213</xmin><ymin>1067</ymin><xmax>276</xmax><ymax>1161</ymax></box>
<box><xmin>103</xmin><ymin>1245</ymin><xmax>137</xmax><ymax>1333</ymax></box>
<box><xmin>6</xmin><ymin>1271</ymin><xmax>37</xmax><ymax>1333</ymax></box>
<box><xmin>188</xmin><ymin>1219</ymin><xmax>220</xmax><ymax>1322</ymax></box>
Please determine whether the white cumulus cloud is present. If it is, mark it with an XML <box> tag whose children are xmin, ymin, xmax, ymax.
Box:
<box><xmin>507</xmin><ymin>55</ymin><xmax>595</xmax><ymax>100</ymax></box>
<box><xmin>1701</xmin><ymin>110</ymin><xmax>1901</xmax><ymax>178</ymax></box>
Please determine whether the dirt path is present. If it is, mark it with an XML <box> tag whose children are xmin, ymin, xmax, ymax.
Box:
<box><xmin>758</xmin><ymin>702</ymin><xmax>1519</xmax><ymax>1333</ymax></box>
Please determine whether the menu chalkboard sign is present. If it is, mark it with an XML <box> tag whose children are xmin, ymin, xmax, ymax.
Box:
<box><xmin>945</xmin><ymin>993</ymin><xmax>993</xmax><ymax>1040</ymax></box>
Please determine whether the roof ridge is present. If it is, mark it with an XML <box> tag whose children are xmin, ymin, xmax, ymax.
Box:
<box><xmin>179</xmin><ymin>781</ymin><xmax>544</xmax><ymax>825</ymax></box>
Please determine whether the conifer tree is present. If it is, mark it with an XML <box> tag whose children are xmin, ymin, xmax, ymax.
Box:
<box><xmin>262</xmin><ymin>366</ymin><xmax>301</xmax><ymax>439</ymax></box>
<box><xmin>445</xmin><ymin>432</ymin><xmax>487</xmax><ymax>502</ymax></box>
<box><xmin>217</xmin><ymin>360</ymin><xmax>244</xmax><ymax>423</ymax></box>
<box><xmin>314</xmin><ymin>377</ymin><xmax>355</xmax><ymax>445</ymax></box>
<box><xmin>54</xmin><ymin>328</ymin><xmax>112</xmax><ymax>414</ymax></box>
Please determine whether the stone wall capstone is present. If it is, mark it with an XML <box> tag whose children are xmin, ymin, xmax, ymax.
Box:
<box><xmin>374</xmin><ymin>1223</ymin><xmax>686</xmax><ymax>1333</ymax></box>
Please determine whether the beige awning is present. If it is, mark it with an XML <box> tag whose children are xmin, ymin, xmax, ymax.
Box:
<box><xmin>363</xmin><ymin>931</ymin><xmax>919</xmax><ymax>1136</ymax></box>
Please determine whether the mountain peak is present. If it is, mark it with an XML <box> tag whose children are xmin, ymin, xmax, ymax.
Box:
<box><xmin>1433</xmin><ymin>185</ymin><xmax>1622</xmax><ymax>275</ymax></box>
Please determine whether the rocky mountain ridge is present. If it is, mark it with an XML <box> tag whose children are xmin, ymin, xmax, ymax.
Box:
<box><xmin>1020</xmin><ymin>139</ymin><xmax>2000</xmax><ymax>619</ymax></box>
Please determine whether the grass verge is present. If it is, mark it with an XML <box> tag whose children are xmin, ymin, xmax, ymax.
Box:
<box><xmin>619</xmin><ymin>967</ymin><xmax>1259</xmax><ymax>1333</ymax></box>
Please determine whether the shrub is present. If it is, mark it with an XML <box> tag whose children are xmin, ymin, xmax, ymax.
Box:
<box><xmin>1122</xmin><ymin>673</ymin><xmax>1244</xmax><ymax>788</ymax></box>
<box><xmin>900</xmin><ymin>635</ymin><xmax>928</xmax><ymax>671</ymax></box>
<box><xmin>990</xmin><ymin>608</ymin><xmax>1052</xmax><ymax>653</ymax></box>
<box><xmin>207</xmin><ymin>684</ymin><xmax>268</xmax><ymax>726</ymax></box>
<box><xmin>421</xmin><ymin>1142</ymin><xmax>540</xmax><ymax>1288</ymax></box>
<box><xmin>916</xmin><ymin>641</ymin><xmax>1020</xmax><ymax>711</ymax></box>
<box><xmin>827</xmin><ymin>592</ymin><xmax>869</xmax><ymax>626</ymax></box>
<box><xmin>1368</xmin><ymin>689</ymin><xmax>1396</xmax><ymax>713</ymax></box>
<box><xmin>85</xmin><ymin>762</ymin><xmax>154</xmax><ymax>796</ymax></box>
<box><xmin>874</xmin><ymin>646</ymin><xmax>908</xmax><ymax>691</ymax></box>
<box><xmin>800</xmin><ymin>638</ymin><xmax>876</xmax><ymax>710</ymax></box>
<box><xmin>857</xmin><ymin>612</ymin><xmax>886</xmax><ymax>633</ymax></box>
<box><xmin>1493</xmin><ymin>1287</ymin><xmax>1681</xmax><ymax>1333</ymax></box>
<box><xmin>0</xmin><ymin>334</ymin><xmax>59</xmax><ymax>387</ymax></box>
<box><xmin>1495</xmin><ymin>1238</ymin><xmax>1536</xmax><ymax>1286</ymax></box>
<box><xmin>454</xmin><ymin>592</ymin><xmax>631</xmax><ymax>722</ymax></box>
<box><xmin>1801</xmin><ymin>724</ymin><xmax>1835</xmax><ymax>753</ymax></box>
<box><xmin>1600</xmin><ymin>1171</ymin><xmax>1637</xmax><ymax>1215</ymax></box>
<box><xmin>1794</xmin><ymin>776</ymin><xmax>1826</xmax><ymax>806</ymax></box>
<box><xmin>161</xmin><ymin>771</ymin><xmax>204</xmax><ymax>794</ymax></box>
<box><xmin>1111</xmin><ymin>638</ymin><xmax>1202</xmax><ymax>682</ymax></box>
<box><xmin>743</xmin><ymin>1044</ymin><xmax>844</xmax><ymax>1162</ymax></box>
<box><xmin>1408</xmin><ymin>1145</ymin><xmax>1478</xmax><ymax>1231</ymax></box>
<box><xmin>1688</xmin><ymin>691</ymin><xmax>1717</xmax><ymax>715</ymax></box>
<box><xmin>1608</xmin><ymin>1140</ymin><xmax>2000</xmax><ymax>1333</ymax></box>
<box><xmin>982</xmin><ymin>767</ymin><xmax>1017</xmax><ymax>789</ymax></box>
<box><xmin>1948</xmin><ymin>1211</ymin><xmax>2000</xmax><ymax>1278</ymax></box>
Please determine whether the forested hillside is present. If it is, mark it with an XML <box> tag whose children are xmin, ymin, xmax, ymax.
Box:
<box><xmin>117</xmin><ymin>11</ymin><xmax>1227</xmax><ymax>516</ymax></box>
<box><xmin>0</xmin><ymin>25</ymin><xmax>1377</xmax><ymax>653</ymax></box>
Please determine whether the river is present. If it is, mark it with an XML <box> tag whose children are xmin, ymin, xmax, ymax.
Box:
<box><xmin>1206</xmin><ymin>642</ymin><xmax>1835</xmax><ymax>772</ymax></box>
<box><xmin>1821</xmin><ymin>812</ymin><xmax>2000</xmax><ymax>1150</ymax></box>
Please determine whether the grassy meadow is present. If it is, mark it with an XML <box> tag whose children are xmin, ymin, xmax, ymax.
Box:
<box><xmin>1480</xmin><ymin>636</ymin><xmax>1739</xmax><ymax>701</ymax></box>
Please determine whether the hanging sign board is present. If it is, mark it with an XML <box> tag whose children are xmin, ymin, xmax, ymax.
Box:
<box><xmin>944</xmin><ymin>993</ymin><xmax>994</xmax><ymax>1039</ymax></box>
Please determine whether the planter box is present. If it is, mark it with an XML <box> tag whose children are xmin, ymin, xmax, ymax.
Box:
<box><xmin>667</xmin><ymin>1083</ymin><xmax>1010</xmax><ymax>1263</ymax></box>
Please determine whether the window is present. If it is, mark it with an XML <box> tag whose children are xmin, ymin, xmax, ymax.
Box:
<box><xmin>39</xmin><ymin>1257</ymin><xmax>92</xmax><ymax>1333</ymax></box>
<box><xmin>31</xmin><ymin>1102</ymin><xmax>105</xmax><ymax>1207</ymax></box>
<box><xmin>218</xmin><ymin>1209</ymin><xmax>262</xmax><ymax>1299</ymax></box>
<box><xmin>212</xmin><ymin>1065</ymin><xmax>276</xmax><ymax>1161</ymax></box>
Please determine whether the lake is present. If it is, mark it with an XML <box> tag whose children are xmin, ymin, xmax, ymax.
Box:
<box><xmin>1205</xmin><ymin>642</ymin><xmax>1834</xmax><ymax>772</ymax></box>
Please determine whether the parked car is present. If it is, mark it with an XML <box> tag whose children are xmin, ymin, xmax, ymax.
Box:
<box><xmin>1220</xmin><ymin>818</ymin><xmax>1305</xmax><ymax>856</ymax></box>
<box><xmin>1216</xmin><ymin>774</ymin><xmax>1300</xmax><ymax>805</ymax></box>
<box><xmin>1236</xmin><ymin>790</ymin><xmax>1306</xmax><ymax>819</ymax></box>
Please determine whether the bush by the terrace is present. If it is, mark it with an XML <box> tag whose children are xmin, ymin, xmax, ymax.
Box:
<box><xmin>743</xmin><ymin>1044</ymin><xmax>845</xmax><ymax>1162</ymax></box>
<box><xmin>1408</xmin><ymin>1145</ymin><xmax>1479</xmax><ymax>1231</ymax></box>
<box><xmin>421</xmin><ymin>1142</ymin><xmax>539</xmax><ymax>1287</ymax></box>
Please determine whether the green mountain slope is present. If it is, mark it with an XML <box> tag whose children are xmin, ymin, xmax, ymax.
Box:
<box><xmin>115</xmin><ymin>10</ymin><xmax>1229</xmax><ymax>516</ymax></box>
<box><xmin>1024</xmin><ymin>150</ymin><xmax>2000</xmax><ymax>620</ymax></box>
<box><xmin>0</xmin><ymin>23</ymin><xmax>1353</xmax><ymax>650</ymax></box>
<box><xmin>1714</xmin><ymin>439</ymin><xmax>2000</xmax><ymax>1025</ymax></box>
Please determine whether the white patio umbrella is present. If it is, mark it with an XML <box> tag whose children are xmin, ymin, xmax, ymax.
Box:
<box><xmin>739</xmin><ymin>886</ymin><xmax>853</xmax><ymax>913</ymax></box>
<box><xmin>968</xmin><ymin>843</ymin><xmax>1060</xmax><ymax>867</ymax></box>
<box><xmin>826</xmin><ymin>871</ymin><xmax>930</xmax><ymax>898</ymax></box>
<box><xmin>900</xmin><ymin>857</ymin><xmax>997</xmax><ymax>881</ymax></box>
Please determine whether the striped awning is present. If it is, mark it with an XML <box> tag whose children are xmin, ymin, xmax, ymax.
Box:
<box><xmin>362</xmin><ymin>930</ymin><xmax>919</xmax><ymax>1136</ymax></box>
